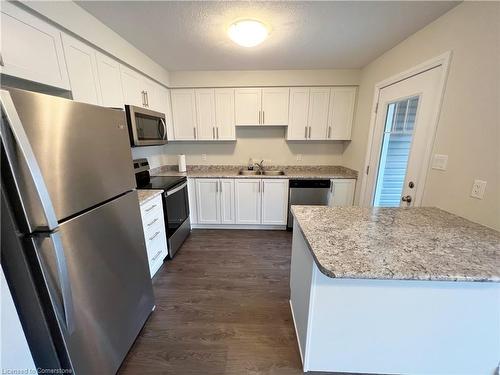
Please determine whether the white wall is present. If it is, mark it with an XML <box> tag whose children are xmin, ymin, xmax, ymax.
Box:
<box><xmin>343</xmin><ymin>2</ymin><xmax>500</xmax><ymax>230</ymax></box>
<box><xmin>132</xmin><ymin>127</ymin><xmax>345</xmax><ymax>168</ymax></box>
<box><xmin>19</xmin><ymin>1</ymin><xmax>170</xmax><ymax>86</ymax></box>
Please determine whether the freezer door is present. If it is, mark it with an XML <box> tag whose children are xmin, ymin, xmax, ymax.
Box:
<box><xmin>32</xmin><ymin>191</ymin><xmax>154</xmax><ymax>375</ymax></box>
<box><xmin>2</xmin><ymin>88</ymin><xmax>136</xmax><ymax>223</ymax></box>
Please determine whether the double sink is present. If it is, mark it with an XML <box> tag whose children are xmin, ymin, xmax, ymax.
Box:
<box><xmin>238</xmin><ymin>169</ymin><xmax>285</xmax><ymax>176</ymax></box>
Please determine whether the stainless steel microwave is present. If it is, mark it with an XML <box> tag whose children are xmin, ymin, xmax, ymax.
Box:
<box><xmin>125</xmin><ymin>105</ymin><xmax>167</xmax><ymax>147</ymax></box>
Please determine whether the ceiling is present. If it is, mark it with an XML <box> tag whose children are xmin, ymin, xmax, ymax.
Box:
<box><xmin>77</xmin><ymin>1</ymin><xmax>459</xmax><ymax>71</ymax></box>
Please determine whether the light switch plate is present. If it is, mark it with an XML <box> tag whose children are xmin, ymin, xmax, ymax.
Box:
<box><xmin>471</xmin><ymin>179</ymin><xmax>487</xmax><ymax>199</ymax></box>
<box><xmin>432</xmin><ymin>154</ymin><xmax>448</xmax><ymax>171</ymax></box>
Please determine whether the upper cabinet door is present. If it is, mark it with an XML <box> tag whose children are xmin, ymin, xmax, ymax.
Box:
<box><xmin>308</xmin><ymin>88</ymin><xmax>330</xmax><ymax>140</ymax></box>
<box><xmin>171</xmin><ymin>89</ymin><xmax>197</xmax><ymax>140</ymax></box>
<box><xmin>261</xmin><ymin>179</ymin><xmax>289</xmax><ymax>225</ymax></box>
<box><xmin>195</xmin><ymin>89</ymin><xmax>216</xmax><ymax>140</ymax></box>
<box><xmin>120</xmin><ymin>65</ymin><xmax>144</xmax><ymax>107</ymax></box>
<box><xmin>0</xmin><ymin>2</ymin><xmax>70</xmax><ymax>90</ymax></box>
<box><xmin>96</xmin><ymin>52</ymin><xmax>124</xmax><ymax>108</ymax></box>
<box><xmin>214</xmin><ymin>88</ymin><xmax>235</xmax><ymax>140</ymax></box>
<box><xmin>61</xmin><ymin>34</ymin><xmax>101</xmax><ymax>105</ymax></box>
<box><xmin>261</xmin><ymin>88</ymin><xmax>289</xmax><ymax>125</ymax></box>
<box><xmin>287</xmin><ymin>88</ymin><xmax>310</xmax><ymax>140</ymax></box>
<box><xmin>235</xmin><ymin>88</ymin><xmax>261</xmax><ymax>125</ymax></box>
<box><xmin>328</xmin><ymin>87</ymin><xmax>357</xmax><ymax>140</ymax></box>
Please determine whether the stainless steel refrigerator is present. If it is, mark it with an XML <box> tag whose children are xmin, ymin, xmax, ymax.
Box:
<box><xmin>1</xmin><ymin>88</ymin><xmax>155</xmax><ymax>374</ymax></box>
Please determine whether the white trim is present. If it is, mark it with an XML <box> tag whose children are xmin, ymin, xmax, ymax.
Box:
<box><xmin>289</xmin><ymin>299</ymin><xmax>304</xmax><ymax>365</ymax></box>
<box><xmin>191</xmin><ymin>224</ymin><xmax>286</xmax><ymax>230</ymax></box>
<box><xmin>359</xmin><ymin>51</ymin><xmax>452</xmax><ymax>207</ymax></box>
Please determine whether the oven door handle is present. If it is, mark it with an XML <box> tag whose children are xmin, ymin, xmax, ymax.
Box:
<box><xmin>166</xmin><ymin>181</ymin><xmax>187</xmax><ymax>196</ymax></box>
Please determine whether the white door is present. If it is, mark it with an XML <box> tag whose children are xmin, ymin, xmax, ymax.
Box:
<box><xmin>287</xmin><ymin>88</ymin><xmax>310</xmax><ymax>140</ymax></box>
<box><xmin>214</xmin><ymin>88</ymin><xmax>236</xmax><ymax>140</ymax></box>
<box><xmin>262</xmin><ymin>88</ymin><xmax>289</xmax><ymax>125</ymax></box>
<box><xmin>156</xmin><ymin>86</ymin><xmax>174</xmax><ymax>140</ymax></box>
<box><xmin>61</xmin><ymin>34</ymin><xmax>101</xmax><ymax>105</ymax></box>
<box><xmin>220</xmin><ymin>179</ymin><xmax>235</xmax><ymax>224</ymax></box>
<box><xmin>195</xmin><ymin>89</ymin><xmax>216</xmax><ymax>140</ymax></box>
<box><xmin>235</xmin><ymin>88</ymin><xmax>261</xmax><ymax>125</ymax></box>
<box><xmin>0</xmin><ymin>2</ymin><xmax>70</xmax><ymax>90</ymax></box>
<box><xmin>235</xmin><ymin>179</ymin><xmax>261</xmax><ymax>224</ymax></box>
<box><xmin>308</xmin><ymin>88</ymin><xmax>330</xmax><ymax>140</ymax></box>
<box><xmin>96</xmin><ymin>52</ymin><xmax>124</xmax><ymax>108</ymax></box>
<box><xmin>328</xmin><ymin>179</ymin><xmax>355</xmax><ymax>207</ymax></box>
<box><xmin>328</xmin><ymin>87</ymin><xmax>356</xmax><ymax>140</ymax></box>
<box><xmin>261</xmin><ymin>179</ymin><xmax>289</xmax><ymax>225</ymax></box>
<box><xmin>171</xmin><ymin>89</ymin><xmax>197</xmax><ymax>140</ymax></box>
<box><xmin>120</xmin><ymin>65</ymin><xmax>143</xmax><ymax>107</ymax></box>
<box><xmin>195</xmin><ymin>179</ymin><xmax>220</xmax><ymax>224</ymax></box>
<box><xmin>364</xmin><ymin>67</ymin><xmax>443</xmax><ymax>207</ymax></box>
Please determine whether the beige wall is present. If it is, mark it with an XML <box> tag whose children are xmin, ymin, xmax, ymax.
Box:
<box><xmin>132</xmin><ymin>127</ymin><xmax>344</xmax><ymax>168</ymax></box>
<box><xmin>343</xmin><ymin>2</ymin><xmax>500</xmax><ymax>230</ymax></box>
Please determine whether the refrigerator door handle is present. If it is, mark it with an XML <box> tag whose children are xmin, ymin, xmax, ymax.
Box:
<box><xmin>49</xmin><ymin>231</ymin><xmax>75</xmax><ymax>334</ymax></box>
<box><xmin>0</xmin><ymin>90</ymin><xmax>58</xmax><ymax>231</ymax></box>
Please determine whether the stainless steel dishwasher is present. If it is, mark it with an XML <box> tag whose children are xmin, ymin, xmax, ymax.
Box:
<box><xmin>287</xmin><ymin>179</ymin><xmax>331</xmax><ymax>230</ymax></box>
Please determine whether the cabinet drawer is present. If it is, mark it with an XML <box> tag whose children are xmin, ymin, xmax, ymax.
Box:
<box><xmin>140</xmin><ymin>195</ymin><xmax>162</xmax><ymax>220</ymax></box>
<box><xmin>146</xmin><ymin>227</ymin><xmax>167</xmax><ymax>277</ymax></box>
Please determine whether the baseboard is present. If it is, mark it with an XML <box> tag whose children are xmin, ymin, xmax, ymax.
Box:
<box><xmin>191</xmin><ymin>224</ymin><xmax>286</xmax><ymax>230</ymax></box>
<box><xmin>289</xmin><ymin>299</ymin><xmax>305</xmax><ymax>367</ymax></box>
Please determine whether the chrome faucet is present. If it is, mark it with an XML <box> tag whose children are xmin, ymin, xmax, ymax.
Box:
<box><xmin>254</xmin><ymin>160</ymin><xmax>265</xmax><ymax>173</ymax></box>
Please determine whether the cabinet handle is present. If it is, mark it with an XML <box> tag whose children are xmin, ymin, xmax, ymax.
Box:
<box><xmin>147</xmin><ymin>218</ymin><xmax>158</xmax><ymax>227</ymax></box>
<box><xmin>258</xmin><ymin>182</ymin><xmax>260</xmax><ymax>193</ymax></box>
<box><xmin>258</xmin><ymin>110</ymin><xmax>261</xmax><ymax>124</ymax></box>
<box><xmin>328</xmin><ymin>126</ymin><xmax>332</xmax><ymax>139</ymax></box>
<box><xmin>152</xmin><ymin>250</ymin><xmax>162</xmax><ymax>261</ymax></box>
<box><xmin>304</xmin><ymin>126</ymin><xmax>308</xmax><ymax>139</ymax></box>
<box><xmin>0</xmin><ymin>53</ymin><xmax>4</xmax><ymax>67</ymax></box>
<box><xmin>193</xmin><ymin>127</ymin><xmax>197</xmax><ymax>139</ymax></box>
<box><xmin>262</xmin><ymin>181</ymin><xmax>264</xmax><ymax>193</ymax></box>
<box><xmin>146</xmin><ymin>91</ymin><xmax>150</xmax><ymax>107</ymax></box>
<box><xmin>215</xmin><ymin>180</ymin><xmax>218</xmax><ymax>193</ymax></box>
<box><xmin>149</xmin><ymin>231</ymin><xmax>160</xmax><ymax>241</ymax></box>
<box><xmin>219</xmin><ymin>180</ymin><xmax>222</xmax><ymax>193</ymax></box>
<box><xmin>308</xmin><ymin>127</ymin><xmax>312</xmax><ymax>138</ymax></box>
<box><xmin>141</xmin><ymin>91</ymin><xmax>146</xmax><ymax>107</ymax></box>
<box><xmin>212</xmin><ymin>126</ymin><xmax>215</xmax><ymax>139</ymax></box>
<box><xmin>145</xmin><ymin>204</ymin><xmax>157</xmax><ymax>212</ymax></box>
<box><xmin>216</xmin><ymin>127</ymin><xmax>219</xmax><ymax>139</ymax></box>
<box><xmin>262</xmin><ymin>111</ymin><xmax>265</xmax><ymax>124</ymax></box>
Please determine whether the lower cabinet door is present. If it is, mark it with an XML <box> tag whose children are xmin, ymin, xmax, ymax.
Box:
<box><xmin>261</xmin><ymin>179</ymin><xmax>289</xmax><ymax>225</ymax></box>
<box><xmin>328</xmin><ymin>179</ymin><xmax>356</xmax><ymax>207</ymax></box>
<box><xmin>220</xmin><ymin>179</ymin><xmax>235</xmax><ymax>224</ymax></box>
<box><xmin>235</xmin><ymin>179</ymin><xmax>261</xmax><ymax>224</ymax></box>
<box><xmin>195</xmin><ymin>179</ymin><xmax>220</xmax><ymax>224</ymax></box>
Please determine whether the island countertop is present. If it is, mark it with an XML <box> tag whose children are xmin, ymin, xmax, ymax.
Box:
<box><xmin>291</xmin><ymin>206</ymin><xmax>500</xmax><ymax>282</ymax></box>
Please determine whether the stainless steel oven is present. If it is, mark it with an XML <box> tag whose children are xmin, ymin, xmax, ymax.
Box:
<box><xmin>125</xmin><ymin>105</ymin><xmax>167</xmax><ymax>147</ymax></box>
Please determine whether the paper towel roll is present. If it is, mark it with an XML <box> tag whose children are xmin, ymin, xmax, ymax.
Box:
<box><xmin>178</xmin><ymin>154</ymin><xmax>186</xmax><ymax>172</ymax></box>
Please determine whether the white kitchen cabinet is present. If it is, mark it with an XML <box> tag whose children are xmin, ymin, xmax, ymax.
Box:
<box><xmin>261</xmin><ymin>179</ymin><xmax>289</xmax><ymax>225</ymax></box>
<box><xmin>171</xmin><ymin>89</ymin><xmax>197</xmax><ymax>140</ymax></box>
<box><xmin>61</xmin><ymin>33</ymin><xmax>101</xmax><ymax>105</ymax></box>
<box><xmin>234</xmin><ymin>179</ymin><xmax>262</xmax><ymax>224</ymax></box>
<box><xmin>328</xmin><ymin>87</ymin><xmax>356</xmax><ymax>140</ymax></box>
<box><xmin>195</xmin><ymin>89</ymin><xmax>216</xmax><ymax>140</ymax></box>
<box><xmin>287</xmin><ymin>88</ymin><xmax>310</xmax><ymax>140</ymax></box>
<box><xmin>214</xmin><ymin>88</ymin><xmax>236</xmax><ymax>140</ymax></box>
<box><xmin>120</xmin><ymin>65</ymin><xmax>144</xmax><ymax>107</ymax></box>
<box><xmin>96</xmin><ymin>52</ymin><xmax>124</xmax><ymax>108</ymax></box>
<box><xmin>261</xmin><ymin>88</ymin><xmax>289</xmax><ymax>125</ymax></box>
<box><xmin>235</xmin><ymin>88</ymin><xmax>261</xmax><ymax>125</ymax></box>
<box><xmin>328</xmin><ymin>179</ymin><xmax>355</xmax><ymax>207</ymax></box>
<box><xmin>220</xmin><ymin>179</ymin><xmax>236</xmax><ymax>224</ymax></box>
<box><xmin>235</xmin><ymin>88</ymin><xmax>289</xmax><ymax>126</ymax></box>
<box><xmin>195</xmin><ymin>179</ymin><xmax>220</xmax><ymax>224</ymax></box>
<box><xmin>140</xmin><ymin>194</ymin><xmax>168</xmax><ymax>278</ymax></box>
<box><xmin>0</xmin><ymin>2</ymin><xmax>70</xmax><ymax>90</ymax></box>
<box><xmin>308</xmin><ymin>88</ymin><xmax>330</xmax><ymax>140</ymax></box>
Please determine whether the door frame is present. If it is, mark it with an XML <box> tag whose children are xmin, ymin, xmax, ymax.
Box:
<box><xmin>359</xmin><ymin>51</ymin><xmax>452</xmax><ymax>207</ymax></box>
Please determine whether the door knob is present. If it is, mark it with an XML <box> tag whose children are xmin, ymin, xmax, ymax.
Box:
<box><xmin>401</xmin><ymin>195</ymin><xmax>412</xmax><ymax>203</ymax></box>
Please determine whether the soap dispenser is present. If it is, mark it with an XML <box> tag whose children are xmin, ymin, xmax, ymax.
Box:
<box><xmin>248</xmin><ymin>158</ymin><xmax>254</xmax><ymax>170</ymax></box>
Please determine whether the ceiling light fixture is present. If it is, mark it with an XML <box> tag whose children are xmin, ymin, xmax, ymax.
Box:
<box><xmin>228</xmin><ymin>19</ymin><xmax>269</xmax><ymax>47</ymax></box>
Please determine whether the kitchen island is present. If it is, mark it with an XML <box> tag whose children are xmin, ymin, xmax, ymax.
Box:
<box><xmin>290</xmin><ymin>206</ymin><xmax>500</xmax><ymax>375</ymax></box>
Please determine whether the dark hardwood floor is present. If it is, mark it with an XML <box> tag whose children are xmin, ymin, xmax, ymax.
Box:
<box><xmin>118</xmin><ymin>230</ymin><xmax>338</xmax><ymax>375</ymax></box>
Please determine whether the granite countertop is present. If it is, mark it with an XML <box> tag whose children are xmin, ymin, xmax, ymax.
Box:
<box><xmin>137</xmin><ymin>189</ymin><xmax>163</xmax><ymax>205</ymax></box>
<box><xmin>292</xmin><ymin>205</ymin><xmax>500</xmax><ymax>282</ymax></box>
<box><xmin>150</xmin><ymin>165</ymin><xmax>358</xmax><ymax>180</ymax></box>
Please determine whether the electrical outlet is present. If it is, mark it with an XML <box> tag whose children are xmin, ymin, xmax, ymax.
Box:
<box><xmin>471</xmin><ymin>179</ymin><xmax>487</xmax><ymax>199</ymax></box>
<box><xmin>201</xmin><ymin>154</ymin><xmax>207</xmax><ymax>161</ymax></box>
<box><xmin>432</xmin><ymin>154</ymin><xmax>448</xmax><ymax>171</ymax></box>
<box><xmin>296</xmin><ymin>154</ymin><xmax>302</xmax><ymax>161</ymax></box>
